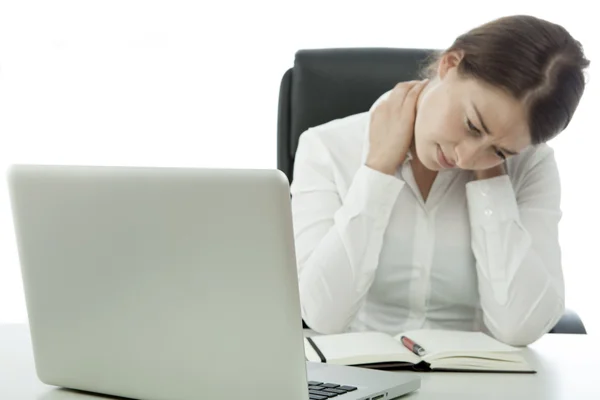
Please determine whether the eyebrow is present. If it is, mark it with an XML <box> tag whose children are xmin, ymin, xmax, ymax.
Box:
<box><xmin>472</xmin><ymin>102</ymin><xmax>519</xmax><ymax>156</ymax></box>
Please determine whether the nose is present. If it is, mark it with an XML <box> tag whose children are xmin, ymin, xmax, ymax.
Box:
<box><xmin>454</xmin><ymin>141</ymin><xmax>480</xmax><ymax>169</ymax></box>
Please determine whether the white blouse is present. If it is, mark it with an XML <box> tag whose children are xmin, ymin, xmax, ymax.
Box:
<box><xmin>290</xmin><ymin>102</ymin><xmax>565</xmax><ymax>346</ymax></box>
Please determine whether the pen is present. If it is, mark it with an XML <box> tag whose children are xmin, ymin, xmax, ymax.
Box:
<box><xmin>400</xmin><ymin>336</ymin><xmax>427</xmax><ymax>357</ymax></box>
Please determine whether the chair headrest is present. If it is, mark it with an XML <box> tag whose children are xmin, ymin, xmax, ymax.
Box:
<box><xmin>289</xmin><ymin>48</ymin><xmax>437</xmax><ymax>159</ymax></box>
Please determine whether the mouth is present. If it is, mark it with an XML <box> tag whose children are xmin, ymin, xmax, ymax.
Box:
<box><xmin>436</xmin><ymin>145</ymin><xmax>455</xmax><ymax>169</ymax></box>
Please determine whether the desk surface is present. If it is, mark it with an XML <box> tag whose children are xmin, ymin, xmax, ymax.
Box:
<box><xmin>1</xmin><ymin>324</ymin><xmax>598</xmax><ymax>400</ymax></box>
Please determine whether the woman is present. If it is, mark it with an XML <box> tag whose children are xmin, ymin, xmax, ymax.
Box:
<box><xmin>290</xmin><ymin>15</ymin><xmax>590</xmax><ymax>346</ymax></box>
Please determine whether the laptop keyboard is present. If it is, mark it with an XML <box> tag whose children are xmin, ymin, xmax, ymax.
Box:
<box><xmin>308</xmin><ymin>381</ymin><xmax>357</xmax><ymax>399</ymax></box>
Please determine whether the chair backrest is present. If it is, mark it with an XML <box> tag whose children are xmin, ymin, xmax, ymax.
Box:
<box><xmin>277</xmin><ymin>47</ymin><xmax>437</xmax><ymax>182</ymax></box>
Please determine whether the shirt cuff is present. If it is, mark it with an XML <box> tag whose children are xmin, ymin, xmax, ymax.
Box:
<box><xmin>466</xmin><ymin>175</ymin><xmax>520</xmax><ymax>228</ymax></box>
<box><xmin>339</xmin><ymin>165</ymin><xmax>405</xmax><ymax>222</ymax></box>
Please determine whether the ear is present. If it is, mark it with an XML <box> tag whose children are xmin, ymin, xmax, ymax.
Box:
<box><xmin>437</xmin><ymin>51</ymin><xmax>463</xmax><ymax>80</ymax></box>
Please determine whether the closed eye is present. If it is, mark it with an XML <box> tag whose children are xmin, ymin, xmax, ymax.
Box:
<box><xmin>467</xmin><ymin>116</ymin><xmax>507</xmax><ymax>160</ymax></box>
<box><xmin>465</xmin><ymin>117</ymin><xmax>482</xmax><ymax>137</ymax></box>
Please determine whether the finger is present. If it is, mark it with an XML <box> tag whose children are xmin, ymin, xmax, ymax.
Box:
<box><xmin>402</xmin><ymin>79</ymin><xmax>428</xmax><ymax>108</ymax></box>
<box><xmin>375</xmin><ymin>80</ymin><xmax>422</xmax><ymax>118</ymax></box>
<box><xmin>397</xmin><ymin>79</ymin><xmax>429</xmax><ymax>125</ymax></box>
<box><xmin>389</xmin><ymin>80</ymin><xmax>425</xmax><ymax>114</ymax></box>
<box><xmin>388</xmin><ymin>80</ymin><xmax>419</xmax><ymax>105</ymax></box>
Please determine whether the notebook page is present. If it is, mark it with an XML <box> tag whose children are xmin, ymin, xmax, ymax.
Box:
<box><xmin>395</xmin><ymin>329</ymin><xmax>519</xmax><ymax>355</ymax></box>
<box><xmin>308</xmin><ymin>331</ymin><xmax>420</xmax><ymax>364</ymax></box>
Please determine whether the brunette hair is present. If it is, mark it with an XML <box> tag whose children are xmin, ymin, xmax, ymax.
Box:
<box><xmin>423</xmin><ymin>15</ymin><xmax>590</xmax><ymax>144</ymax></box>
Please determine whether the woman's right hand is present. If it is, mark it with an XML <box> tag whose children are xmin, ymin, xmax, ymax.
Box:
<box><xmin>366</xmin><ymin>80</ymin><xmax>428</xmax><ymax>175</ymax></box>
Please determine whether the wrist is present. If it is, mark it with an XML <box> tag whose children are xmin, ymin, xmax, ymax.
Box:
<box><xmin>474</xmin><ymin>163</ymin><xmax>506</xmax><ymax>180</ymax></box>
<box><xmin>366</xmin><ymin>157</ymin><xmax>403</xmax><ymax>176</ymax></box>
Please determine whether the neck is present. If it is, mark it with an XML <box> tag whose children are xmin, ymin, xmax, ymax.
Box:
<box><xmin>416</xmin><ymin>78</ymin><xmax>433</xmax><ymax>112</ymax></box>
<box><xmin>409</xmin><ymin>79</ymin><xmax>436</xmax><ymax>170</ymax></box>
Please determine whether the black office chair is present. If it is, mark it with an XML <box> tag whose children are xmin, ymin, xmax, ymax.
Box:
<box><xmin>277</xmin><ymin>47</ymin><xmax>586</xmax><ymax>335</ymax></box>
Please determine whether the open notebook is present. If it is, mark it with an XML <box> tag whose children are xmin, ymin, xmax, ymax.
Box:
<box><xmin>304</xmin><ymin>329</ymin><xmax>535</xmax><ymax>373</ymax></box>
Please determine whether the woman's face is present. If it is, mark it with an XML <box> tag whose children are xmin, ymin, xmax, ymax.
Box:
<box><xmin>414</xmin><ymin>52</ymin><xmax>532</xmax><ymax>171</ymax></box>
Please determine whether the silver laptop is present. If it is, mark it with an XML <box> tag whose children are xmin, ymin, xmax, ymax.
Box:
<box><xmin>7</xmin><ymin>164</ymin><xmax>420</xmax><ymax>400</ymax></box>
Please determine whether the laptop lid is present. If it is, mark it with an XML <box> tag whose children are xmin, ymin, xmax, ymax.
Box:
<box><xmin>8</xmin><ymin>165</ymin><xmax>308</xmax><ymax>400</ymax></box>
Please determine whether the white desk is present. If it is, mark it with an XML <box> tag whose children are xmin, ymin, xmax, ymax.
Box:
<box><xmin>1</xmin><ymin>324</ymin><xmax>598</xmax><ymax>400</ymax></box>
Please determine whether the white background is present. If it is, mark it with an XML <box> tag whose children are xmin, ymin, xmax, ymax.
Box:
<box><xmin>0</xmin><ymin>1</ymin><xmax>598</xmax><ymax>333</ymax></box>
